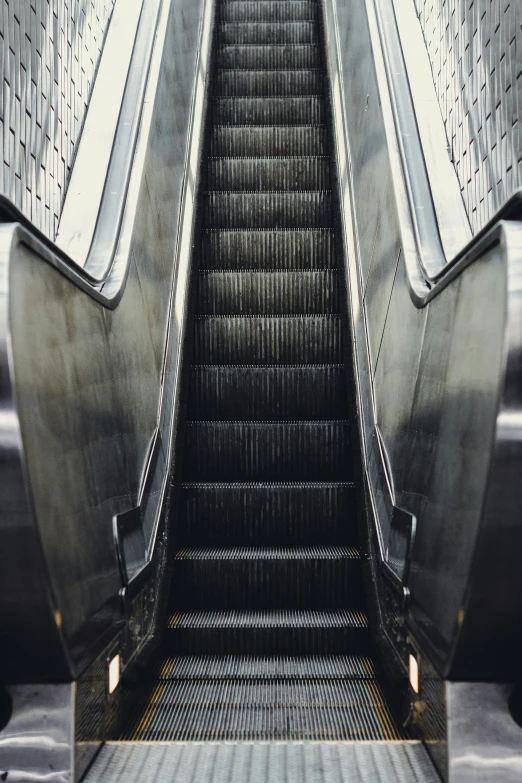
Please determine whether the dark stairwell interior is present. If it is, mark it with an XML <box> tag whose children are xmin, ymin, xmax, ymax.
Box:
<box><xmin>114</xmin><ymin>0</ymin><xmax>420</xmax><ymax>759</ymax></box>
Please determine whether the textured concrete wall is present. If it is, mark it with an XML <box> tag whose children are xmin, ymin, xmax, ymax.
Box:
<box><xmin>0</xmin><ymin>1</ymin><xmax>116</xmax><ymax>239</ymax></box>
<box><xmin>414</xmin><ymin>0</ymin><xmax>521</xmax><ymax>234</ymax></box>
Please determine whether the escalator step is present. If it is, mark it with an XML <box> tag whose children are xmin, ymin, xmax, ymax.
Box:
<box><xmin>187</xmin><ymin>365</ymin><xmax>346</xmax><ymax>419</ymax></box>
<box><xmin>208</xmin><ymin>157</ymin><xmax>330</xmax><ymax>191</ymax></box>
<box><xmin>156</xmin><ymin>654</ymin><xmax>377</xmax><ymax>679</ymax></box>
<box><xmin>214</xmin><ymin>69</ymin><xmax>323</xmax><ymax>97</ymax></box>
<box><xmin>220</xmin><ymin>2</ymin><xmax>318</xmax><ymax>23</ymax></box>
<box><xmin>196</xmin><ymin>270</ymin><xmax>338</xmax><ymax>314</ymax></box>
<box><xmin>216</xmin><ymin>44</ymin><xmax>321</xmax><ymax>69</ymax></box>
<box><xmin>202</xmin><ymin>228</ymin><xmax>335</xmax><ymax>270</ymax></box>
<box><xmin>210</xmin><ymin>126</ymin><xmax>327</xmax><ymax>156</ymax></box>
<box><xmin>204</xmin><ymin>191</ymin><xmax>333</xmax><ymax>229</ymax></box>
<box><xmin>179</xmin><ymin>482</ymin><xmax>357</xmax><ymax>545</ymax></box>
<box><xmin>142</xmin><ymin>678</ymin><xmax>387</xmax><ymax>710</ymax></box>
<box><xmin>171</xmin><ymin>546</ymin><xmax>363</xmax><ymax>609</ymax></box>
<box><xmin>122</xmin><ymin>681</ymin><xmax>400</xmax><ymax>742</ymax></box>
<box><xmin>218</xmin><ymin>22</ymin><xmax>318</xmax><ymax>45</ymax></box>
<box><xmin>113</xmin><ymin>0</ymin><xmax>412</xmax><ymax>754</ymax></box>
<box><xmin>183</xmin><ymin>421</ymin><xmax>352</xmax><ymax>481</ymax></box>
<box><xmin>193</xmin><ymin>315</ymin><xmax>343</xmax><ymax>363</ymax></box>
<box><xmin>212</xmin><ymin>96</ymin><xmax>325</xmax><ymax>125</ymax></box>
<box><xmin>166</xmin><ymin>609</ymin><xmax>369</xmax><ymax>655</ymax></box>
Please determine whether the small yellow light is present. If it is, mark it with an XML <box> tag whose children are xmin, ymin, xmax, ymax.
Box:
<box><xmin>108</xmin><ymin>654</ymin><xmax>121</xmax><ymax>695</ymax></box>
<box><xmin>409</xmin><ymin>653</ymin><xmax>419</xmax><ymax>694</ymax></box>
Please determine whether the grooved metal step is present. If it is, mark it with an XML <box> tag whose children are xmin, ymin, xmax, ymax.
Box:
<box><xmin>210</xmin><ymin>126</ymin><xmax>327</xmax><ymax>156</ymax></box>
<box><xmin>193</xmin><ymin>315</ymin><xmax>343</xmax><ymax>363</ymax></box>
<box><xmin>207</xmin><ymin>157</ymin><xmax>330</xmax><ymax>191</ymax></box>
<box><xmin>183</xmin><ymin>421</ymin><xmax>352</xmax><ymax>481</ymax></box>
<box><xmin>139</xmin><ymin>678</ymin><xmax>388</xmax><ymax>710</ymax></box>
<box><xmin>166</xmin><ymin>609</ymin><xmax>370</xmax><ymax>655</ymax></box>
<box><xmin>121</xmin><ymin>681</ymin><xmax>401</xmax><ymax>742</ymax></box>
<box><xmin>212</xmin><ymin>96</ymin><xmax>325</xmax><ymax>125</ymax></box>
<box><xmin>214</xmin><ymin>69</ymin><xmax>323</xmax><ymax>97</ymax></box>
<box><xmin>87</xmin><ymin>741</ymin><xmax>437</xmax><ymax>781</ymax></box>
<box><xmin>187</xmin><ymin>365</ymin><xmax>346</xmax><ymax>419</ymax></box>
<box><xmin>204</xmin><ymin>191</ymin><xmax>333</xmax><ymax>229</ymax></box>
<box><xmin>196</xmin><ymin>270</ymin><xmax>338</xmax><ymax>314</ymax></box>
<box><xmin>178</xmin><ymin>482</ymin><xmax>357</xmax><ymax>545</ymax></box>
<box><xmin>201</xmin><ymin>229</ymin><xmax>336</xmax><ymax>270</ymax></box>
<box><xmin>220</xmin><ymin>1</ymin><xmax>318</xmax><ymax>23</ymax></box>
<box><xmin>156</xmin><ymin>655</ymin><xmax>377</xmax><ymax>679</ymax></box>
<box><xmin>217</xmin><ymin>44</ymin><xmax>321</xmax><ymax>69</ymax></box>
<box><xmin>171</xmin><ymin>546</ymin><xmax>363</xmax><ymax>609</ymax></box>
<box><xmin>218</xmin><ymin>21</ymin><xmax>318</xmax><ymax>45</ymax></box>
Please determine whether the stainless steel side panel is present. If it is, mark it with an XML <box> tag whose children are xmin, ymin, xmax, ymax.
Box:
<box><xmin>0</xmin><ymin>0</ymin><xmax>208</xmax><ymax>682</ymax></box>
<box><xmin>447</xmin><ymin>683</ymin><xmax>522</xmax><ymax>783</ymax></box>
<box><xmin>0</xmin><ymin>684</ymin><xmax>75</xmax><ymax>783</ymax></box>
<box><xmin>325</xmin><ymin>0</ymin><xmax>522</xmax><ymax>680</ymax></box>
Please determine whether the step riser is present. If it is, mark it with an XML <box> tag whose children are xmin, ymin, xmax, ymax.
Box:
<box><xmin>157</xmin><ymin>655</ymin><xmax>377</xmax><ymax>679</ymax></box>
<box><xmin>123</xmin><ymin>708</ymin><xmax>390</xmax><ymax>741</ymax></box>
<box><xmin>201</xmin><ymin>230</ymin><xmax>336</xmax><ymax>270</ymax></box>
<box><xmin>165</xmin><ymin>627</ymin><xmax>370</xmax><ymax>655</ymax></box>
<box><xmin>183</xmin><ymin>422</ymin><xmax>352</xmax><ymax>481</ymax></box>
<box><xmin>193</xmin><ymin>316</ymin><xmax>343</xmax><ymax>363</ymax></box>
<box><xmin>179</xmin><ymin>484</ymin><xmax>357</xmax><ymax>545</ymax></box>
<box><xmin>214</xmin><ymin>70</ymin><xmax>323</xmax><ymax>97</ymax></box>
<box><xmin>207</xmin><ymin>158</ymin><xmax>330</xmax><ymax>191</ymax></box>
<box><xmin>210</xmin><ymin>127</ymin><xmax>327</xmax><ymax>157</ymax></box>
<box><xmin>196</xmin><ymin>271</ymin><xmax>338</xmax><ymax>315</ymax></box>
<box><xmin>187</xmin><ymin>366</ymin><xmax>346</xmax><ymax>419</ymax></box>
<box><xmin>217</xmin><ymin>45</ymin><xmax>321</xmax><ymax>69</ymax></box>
<box><xmin>220</xmin><ymin>2</ymin><xmax>319</xmax><ymax>23</ymax></box>
<box><xmin>212</xmin><ymin>97</ymin><xmax>325</xmax><ymax>125</ymax></box>
<box><xmin>171</xmin><ymin>559</ymin><xmax>363</xmax><ymax>609</ymax></box>
<box><xmin>124</xmin><ymin>709</ymin><xmax>393</xmax><ymax>742</ymax></box>
<box><xmin>131</xmin><ymin>680</ymin><xmax>381</xmax><ymax>706</ymax></box>
<box><xmin>204</xmin><ymin>192</ymin><xmax>333</xmax><ymax>229</ymax></box>
<box><xmin>218</xmin><ymin>22</ymin><xmax>318</xmax><ymax>45</ymax></box>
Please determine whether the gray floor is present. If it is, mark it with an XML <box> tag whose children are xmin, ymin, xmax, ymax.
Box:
<box><xmin>85</xmin><ymin>741</ymin><xmax>440</xmax><ymax>782</ymax></box>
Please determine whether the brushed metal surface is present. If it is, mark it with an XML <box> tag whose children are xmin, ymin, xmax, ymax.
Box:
<box><xmin>325</xmin><ymin>0</ymin><xmax>522</xmax><ymax>682</ymax></box>
<box><xmin>0</xmin><ymin>1</ymin><xmax>116</xmax><ymax>239</ymax></box>
<box><xmin>0</xmin><ymin>684</ymin><xmax>75</xmax><ymax>783</ymax></box>
<box><xmin>447</xmin><ymin>683</ymin><xmax>522</xmax><ymax>783</ymax></box>
<box><xmin>0</xmin><ymin>0</ymin><xmax>211</xmax><ymax>684</ymax></box>
<box><xmin>414</xmin><ymin>0</ymin><xmax>522</xmax><ymax>235</ymax></box>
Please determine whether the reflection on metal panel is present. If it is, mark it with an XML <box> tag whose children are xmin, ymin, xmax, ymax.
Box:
<box><xmin>0</xmin><ymin>0</ymin><xmax>116</xmax><ymax>239</ymax></box>
<box><xmin>326</xmin><ymin>0</ymin><xmax>522</xmax><ymax>683</ymax></box>
<box><xmin>0</xmin><ymin>0</ymin><xmax>211</xmax><ymax>684</ymax></box>
<box><xmin>414</xmin><ymin>0</ymin><xmax>521</xmax><ymax>234</ymax></box>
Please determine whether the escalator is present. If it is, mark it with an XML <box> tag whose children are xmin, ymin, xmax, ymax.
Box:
<box><xmin>84</xmin><ymin>0</ymin><xmax>439</xmax><ymax>779</ymax></box>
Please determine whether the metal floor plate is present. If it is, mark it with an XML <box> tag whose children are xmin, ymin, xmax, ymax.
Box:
<box><xmin>85</xmin><ymin>741</ymin><xmax>440</xmax><ymax>783</ymax></box>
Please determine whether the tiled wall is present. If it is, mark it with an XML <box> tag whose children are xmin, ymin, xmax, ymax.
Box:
<box><xmin>414</xmin><ymin>0</ymin><xmax>521</xmax><ymax>234</ymax></box>
<box><xmin>0</xmin><ymin>1</ymin><xmax>116</xmax><ymax>239</ymax></box>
